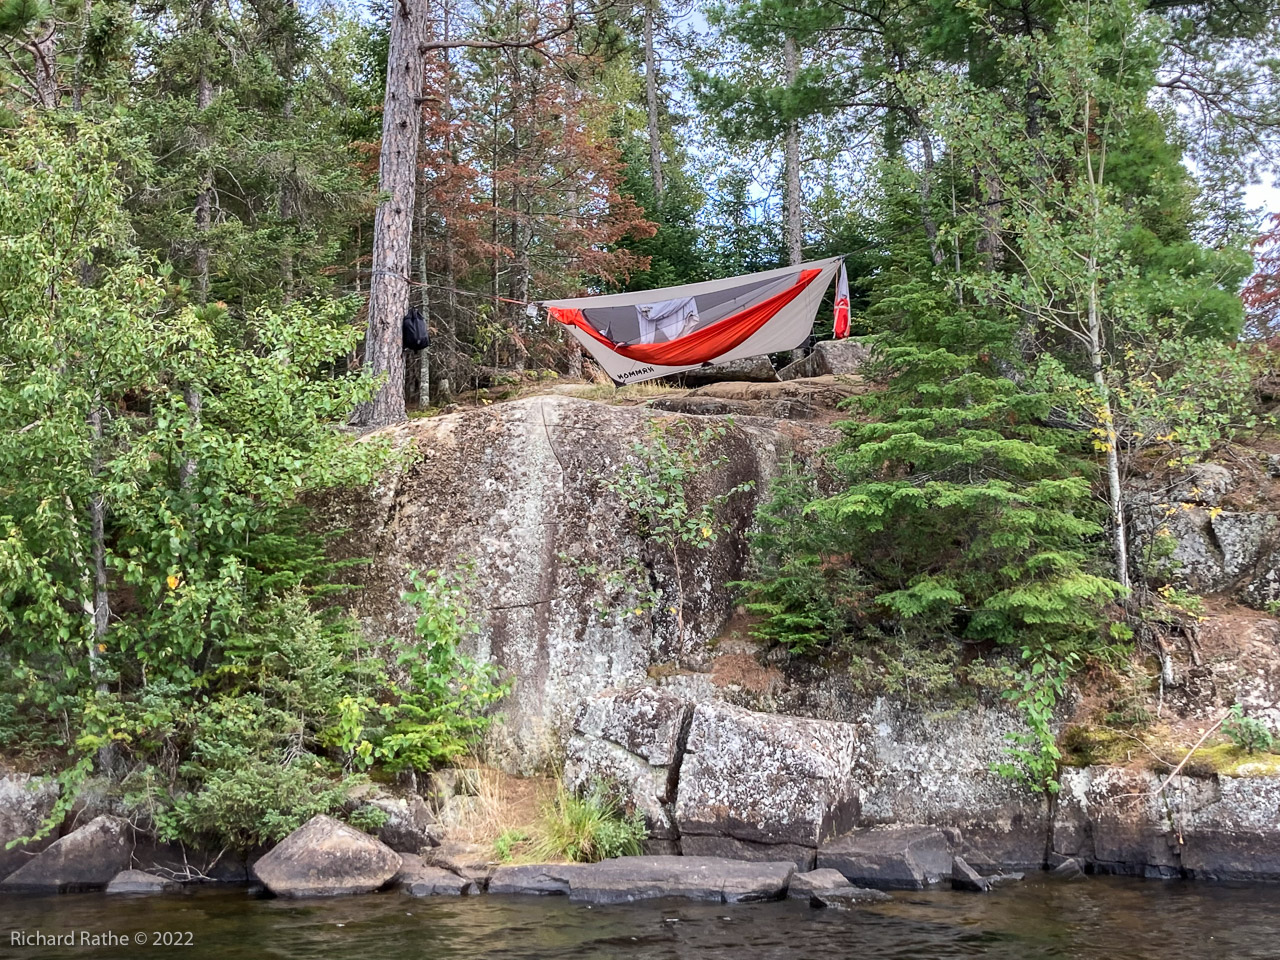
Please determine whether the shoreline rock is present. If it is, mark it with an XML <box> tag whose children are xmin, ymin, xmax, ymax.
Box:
<box><xmin>567</xmin><ymin>855</ymin><xmax>795</xmax><ymax>904</ymax></box>
<box><xmin>818</xmin><ymin>825</ymin><xmax>954</xmax><ymax>890</ymax></box>
<box><xmin>252</xmin><ymin>815</ymin><xmax>402</xmax><ymax>898</ymax></box>
<box><xmin>1</xmin><ymin>815</ymin><xmax>131</xmax><ymax>893</ymax></box>
<box><xmin>105</xmin><ymin>869</ymin><xmax>181</xmax><ymax>895</ymax></box>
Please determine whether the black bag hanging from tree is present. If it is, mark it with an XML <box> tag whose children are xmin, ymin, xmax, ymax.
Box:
<box><xmin>402</xmin><ymin>306</ymin><xmax>430</xmax><ymax>351</ymax></box>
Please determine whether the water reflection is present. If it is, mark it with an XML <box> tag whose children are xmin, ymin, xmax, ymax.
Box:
<box><xmin>1</xmin><ymin>876</ymin><xmax>1274</xmax><ymax>960</ymax></box>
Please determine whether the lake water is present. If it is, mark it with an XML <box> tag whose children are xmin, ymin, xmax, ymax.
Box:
<box><xmin>2</xmin><ymin>876</ymin><xmax>1277</xmax><ymax>960</ymax></box>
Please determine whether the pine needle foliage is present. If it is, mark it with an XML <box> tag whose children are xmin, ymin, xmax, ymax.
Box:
<box><xmin>756</xmin><ymin>214</ymin><xmax>1124</xmax><ymax>659</ymax></box>
<box><xmin>740</xmin><ymin>191</ymin><xmax>1127</xmax><ymax>787</ymax></box>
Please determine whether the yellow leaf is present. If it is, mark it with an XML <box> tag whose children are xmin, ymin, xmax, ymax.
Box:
<box><xmin>166</xmin><ymin>575</ymin><xmax>179</xmax><ymax>590</ymax></box>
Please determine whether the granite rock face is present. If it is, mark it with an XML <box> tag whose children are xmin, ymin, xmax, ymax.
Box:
<box><xmin>777</xmin><ymin>340</ymin><xmax>871</xmax><ymax>380</ymax></box>
<box><xmin>0</xmin><ymin>771</ymin><xmax>60</xmax><ymax>881</ymax></box>
<box><xmin>847</xmin><ymin>697</ymin><xmax>1051</xmax><ymax>871</ymax></box>
<box><xmin>1052</xmin><ymin>766</ymin><xmax>1280</xmax><ymax>881</ymax></box>
<box><xmin>317</xmin><ymin>398</ymin><xmax>1280</xmax><ymax>887</ymax></box>
<box><xmin>252</xmin><ymin>815</ymin><xmax>402</xmax><ymax>898</ymax></box>
<box><xmin>566</xmin><ymin>855</ymin><xmax>794</xmax><ymax>904</ymax></box>
<box><xmin>817</xmin><ymin>825</ymin><xmax>954</xmax><ymax>890</ymax></box>
<box><xmin>563</xmin><ymin>687</ymin><xmax>692</xmax><ymax>841</ymax></box>
<box><xmin>566</xmin><ymin>687</ymin><xmax>1049</xmax><ymax>874</ymax></box>
<box><xmin>0</xmin><ymin>815</ymin><xmax>132</xmax><ymax>893</ymax></box>
<box><xmin>1127</xmin><ymin>462</ymin><xmax>1280</xmax><ymax>608</ymax></box>
<box><xmin>321</xmin><ymin>397</ymin><xmax>831</xmax><ymax>771</ymax></box>
<box><xmin>675</xmin><ymin>701</ymin><xmax>861</xmax><ymax>870</ymax></box>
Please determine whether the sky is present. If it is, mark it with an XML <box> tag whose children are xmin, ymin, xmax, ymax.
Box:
<box><xmin>1247</xmin><ymin>181</ymin><xmax>1280</xmax><ymax>220</ymax></box>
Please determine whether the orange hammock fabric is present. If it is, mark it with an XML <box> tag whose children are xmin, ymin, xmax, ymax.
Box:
<box><xmin>549</xmin><ymin>268</ymin><xmax>821</xmax><ymax>367</ymax></box>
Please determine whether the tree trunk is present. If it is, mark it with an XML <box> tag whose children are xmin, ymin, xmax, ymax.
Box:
<box><xmin>644</xmin><ymin>0</ymin><xmax>664</xmax><ymax>201</ymax></box>
<box><xmin>194</xmin><ymin>64</ymin><xmax>214</xmax><ymax>300</ymax></box>
<box><xmin>71</xmin><ymin>0</ymin><xmax>92</xmax><ymax>110</ymax></box>
<box><xmin>783</xmin><ymin>35</ymin><xmax>802</xmax><ymax>266</ymax></box>
<box><xmin>353</xmin><ymin>0</ymin><xmax>430</xmax><ymax>427</ymax></box>
<box><xmin>916</xmin><ymin>122</ymin><xmax>946</xmax><ymax>268</ymax></box>
<box><xmin>278</xmin><ymin>2</ymin><xmax>299</xmax><ymax>303</ymax></box>
<box><xmin>783</xmin><ymin>33</ymin><xmax>805</xmax><ymax>362</ymax></box>
<box><xmin>407</xmin><ymin>149</ymin><xmax>431</xmax><ymax>409</ymax></box>
<box><xmin>88</xmin><ymin>403</ymin><xmax>109</xmax><ymax>694</ymax></box>
<box><xmin>976</xmin><ymin>168</ymin><xmax>1004</xmax><ymax>271</ymax></box>
<box><xmin>184</xmin><ymin>15</ymin><xmax>213</xmax><ymax>487</ymax></box>
<box><xmin>1081</xmin><ymin>94</ymin><xmax>1127</xmax><ymax>592</ymax></box>
<box><xmin>28</xmin><ymin>24</ymin><xmax>60</xmax><ymax>109</ymax></box>
<box><xmin>438</xmin><ymin>2</ymin><xmax>460</xmax><ymax>396</ymax></box>
<box><xmin>1088</xmin><ymin>271</ymin><xmax>1130</xmax><ymax>592</ymax></box>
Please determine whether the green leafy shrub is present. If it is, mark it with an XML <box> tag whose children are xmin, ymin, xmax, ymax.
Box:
<box><xmin>1223</xmin><ymin>704</ymin><xmax>1275</xmax><ymax>754</ymax></box>
<box><xmin>167</xmin><ymin>760</ymin><xmax>352</xmax><ymax>852</ymax></box>
<box><xmin>0</xmin><ymin>122</ymin><xmax>398</xmax><ymax>851</ymax></box>
<box><xmin>328</xmin><ymin>568</ymin><xmax>509</xmax><ymax>773</ymax></box>
<box><xmin>72</xmin><ymin>593</ymin><xmax>378</xmax><ymax>851</ymax></box>
<box><xmin>532</xmin><ymin>781</ymin><xmax>647</xmax><ymax>863</ymax></box>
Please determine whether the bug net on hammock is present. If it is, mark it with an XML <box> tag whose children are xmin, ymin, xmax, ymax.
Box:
<box><xmin>539</xmin><ymin>257</ymin><xmax>844</xmax><ymax>385</ymax></box>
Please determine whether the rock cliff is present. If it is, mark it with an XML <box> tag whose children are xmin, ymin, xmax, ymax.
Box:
<box><xmin>321</xmin><ymin>394</ymin><xmax>836</xmax><ymax>768</ymax></box>
<box><xmin>317</xmin><ymin>386</ymin><xmax>1280</xmax><ymax>882</ymax></box>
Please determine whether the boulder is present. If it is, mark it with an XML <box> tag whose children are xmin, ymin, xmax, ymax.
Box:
<box><xmin>679</xmin><ymin>356</ymin><xmax>778</xmax><ymax>385</ymax></box>
<box><xmin>1050</xmin><ymin>857</ymin><xmax>1085</xmax><ymax>880</ymax></box>
<box><xmin>564</xmin><ymin>687</ymin><xmax>692</xmax><ymax>840</ymax></box>
<box><xmin>677</xmin><ymin>376</ymin><xmax>866</xmax><ymax>419</ymax></box>
<box><xmin>950</xmin><ymin>856</ymin><xmax>989</xmax><ymax>892</ymax></box>
<box><xmin>366</xmin><ymin>792</ymin><xmax>440</xmax><ymax>853</ymax></box>
<box><xmin>0</xmin><ymin>771</ymin><xmax>60</xmax><ymax>881</ymax></box>
<box><xmin>488</xmin><ymin>863</ymin><xmax>581</xmax><ymax>895</ymax></box>
<box><xmin>567</xmin><ymin>855</ymin><xmax>794</xmax><ymax>904</ymax></box>
<box><xmin>1169</xmin><ymin>463</ymin><xmax>1235</xmax><ymax>506</ymax></box>
<box><xmin>818</xmin><ymin>825</ymin><xmax>954</xmax><ymax>890</ymax></box>
<box><xmin>0</xmin><ymin>814</ymin><xmax>131</xmax><ymax>893</ymax></box>
<box><xmin>319</xmin><ymin>396</ymin><xmax>831</xmax><ymax>771</ymax></box>
<box><xmin>252</xmin><ymin>815</ymin><xmax>401</xmax><ymax>898</ymax></box>
<box><xmin>787</xmin><ymin>867</ymin><xmax>890</xmax><ymax>906</ymax></box>
<box><xmin>777</xmin><ymin>339</ymin><xmax>870</xmax><ymax>380</ymax></box>
<box><xmin>674</xmin><ymin>701</ymin><xmax>861</xmax><ymax>871</ymax></box>
<box><xmin>105</xmin><ymin>869</ymin><xmax>180</xmax><ymax>894</ymax></box>
<box><xmin>424</xmin><ymin>839</ymin><xmax>494</xmax><ymax>887</ymax></box>
<box><xmin>396</xmin><ymin>855</ymin><xmax>475</xmax><ymax>896</ymax></box>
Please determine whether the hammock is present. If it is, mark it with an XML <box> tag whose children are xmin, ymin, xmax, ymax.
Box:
<box><xmin>540</xmin><ymin>257</ymin><xmax>843</xmax><ymax>385</ymax></box>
